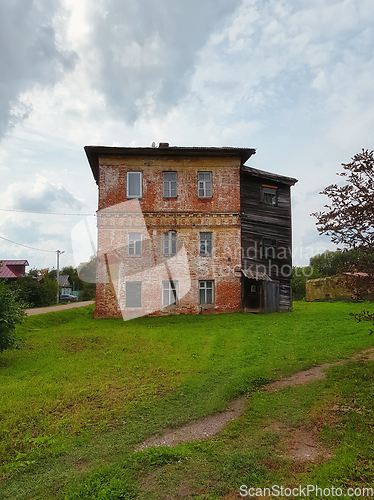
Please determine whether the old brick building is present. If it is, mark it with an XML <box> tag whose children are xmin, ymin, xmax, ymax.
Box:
<box><xmin>85</xmin><ymin>144</ymin><xmax>297</xmax><ymax>318</ymax></box>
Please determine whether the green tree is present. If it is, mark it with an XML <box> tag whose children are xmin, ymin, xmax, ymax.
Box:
<box><xmin>78</xmin><ymin>256</ymin><xmax>97</xmax><ymax>301</ymax></box>
<box><xmin>61</xmin><ymin>266</ymin><xmax>80</xmax><ymax>283</ymax></box>
<box><xmin>10</xmin><ymin>276</ymin><xmax>44</xmax><ymax>307</ymax></box>
<box><xmin>27</xmin><ymin>267</ymin><xmax>39</xmax><ymax>278</ymax></box>
<box><xmin>309</xmin><ymin>249</ymin><xmax>362</xmax><ymax>277</ymax></box>
<box><xmin>47</xmin><ymin>269</ymin><xmax>57</xmax><ymax>281</ymax></box>
<box><xmin>0</xmin><ymin>281</ymin><xmax>26</xmax><ymax>352</ymax></box>
<box><xmin>10</xmin><ymin>275</ymin><xmax>58</xmax><ymax>307</ymax></box>
<box><xmin>292</xmin><ymin>266</ymin><xmax>320</xmax><ymax>301</ymax></box>
<box><xmin>78</xmin><ymin>256</ymin><xmax>97</xmax><ymax>284</ymax></box>
<box><xmin>41</xmin><ymin>275</ymin><xmax>59</xmax><ymax>303</ymax></box>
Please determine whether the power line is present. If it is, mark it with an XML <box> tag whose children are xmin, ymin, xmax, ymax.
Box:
<box><xmin>0</xmin><ymin>236</ymin><xmax>92</xmax><ymax>266</ymax></box>
<box><xmin>63</xmin><ymin>253</ymin><xmax>78</xmax><ymax>263</ymax></box>
<box><xmin>30</xmin><ymin>253</ymin><xmax>56</xmax><ymax>269</ymax></box>
<box><xmin>0</xmin><ymin>208</ymin><xmax>96</xmax><ymax>216</ymax></box>
<box><xmin>0</xmin><ymin>235</ymin><xmax>56</xmax><ymax>253</ymax></box>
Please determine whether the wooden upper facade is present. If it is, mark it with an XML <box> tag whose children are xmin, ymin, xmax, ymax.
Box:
<box><xmin>240</xmin><ymin>165</ymin><xmax>297</xmax><ymax>311</ymax></box>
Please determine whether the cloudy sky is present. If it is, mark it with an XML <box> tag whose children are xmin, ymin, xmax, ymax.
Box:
<box><xmin>1</xmin><ymin>0</ymin><xmax>373</xmax><ymax>270</ymax></box>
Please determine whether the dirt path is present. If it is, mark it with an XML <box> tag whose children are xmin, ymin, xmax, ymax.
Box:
<box><xmin>266</xmin><ymin>347</ymin><xmax>374</xmax><ymax>392</ymax></box>
<box><xmin>136</xmin><ymin>397</ymin><xmax>247</xmax><ymax>452</ymax></box>
<box><xmin>136</xmin><ymin>347</ymin><xmax>374</xmax><ymax>453</ymax></box>
<box><xmin>26</xmin><ymin>301</ymin><xmax>94</xmax><ymax>316</ymax></box>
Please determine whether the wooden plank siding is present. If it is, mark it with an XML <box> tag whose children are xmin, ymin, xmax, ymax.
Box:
<box><xmin>240</xmin><ymin>166</ymin><xmax>297</xmax><ymax>311</ymax></box>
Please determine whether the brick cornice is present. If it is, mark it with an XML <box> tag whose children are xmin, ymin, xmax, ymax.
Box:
<box><xmin>97</xmin><ymin>211</ymin><xmax>240</xmax><ymax>229</ymax></box>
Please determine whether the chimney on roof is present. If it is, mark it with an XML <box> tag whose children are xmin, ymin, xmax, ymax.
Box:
<box><xmin>159</xmin><ymin>142</ymin><xmax>169</xmax><ymax>148</ymax></box>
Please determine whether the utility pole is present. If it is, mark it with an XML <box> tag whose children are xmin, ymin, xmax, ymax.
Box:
<box><xmin>56</xmin><ymin>250</ymin><xmax>65</xmax><ymax>304</ymax></box>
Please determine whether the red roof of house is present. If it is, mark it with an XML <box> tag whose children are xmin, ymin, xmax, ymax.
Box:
<box><xmin>343</xmin><ymin>272</ymin><xmax>370</xmax><ymax>277</ymax></box>
<box><xmin>0</xmin><ymin>260</ymin><xmax>29</xmax><ymax>279</ymax></box>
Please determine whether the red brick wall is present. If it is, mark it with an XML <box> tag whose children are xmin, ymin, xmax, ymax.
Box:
<box><xmin>94</xmin><ymin>154</ymin><xmax>242</xmax><ymax>318</ymax></box>
<box><xmin>97</xmin><ymin>155</ymin><xmax>241</xmax><ymax>213</ymax></box>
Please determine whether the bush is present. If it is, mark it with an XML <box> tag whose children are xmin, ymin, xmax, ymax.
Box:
<box><xmin>80</xmin><ymin>282</ymin><xmax>96</xmax><ymax>301</ymax></box>
<box><xmin>0</xmin><ymin>281</ymin><xmax>26</xmax><ymax>352</ymax></box>
<box><xmin>292</xmin><ymin>266</ymin><xmax>320</xmax><ymax>301</ymax></box>
<box><xmin>9</xmin><ymin>276</ymin><xmax>58</xmax><ymax>308</ymax></box>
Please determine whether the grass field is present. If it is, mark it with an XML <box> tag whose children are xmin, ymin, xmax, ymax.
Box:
<box><xmin>1</xmin><ymin>302</ymin><xmax>374</xmax><ymax>499</ymax></box>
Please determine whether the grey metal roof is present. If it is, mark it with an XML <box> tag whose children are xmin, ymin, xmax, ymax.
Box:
<box><xmin>58</xmin><ymin>275</ymin><xmax>70</xmax><ymax>287</ymax></box>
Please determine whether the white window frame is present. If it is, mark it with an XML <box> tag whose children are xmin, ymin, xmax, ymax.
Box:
<box><xmin>198</xmin><ymin>172</ymin><xmax>212</xmax><ymax>198</ymax></box>
<box><xmin>199</xmin><ymin>232</ymin><xmax>212</xmax><ymax>256</ymax></box>
<box><xmin>127</xmin><ymin>171</ymin><xmax>142</xmax><ymax>198</ymax></box>
<box><xmin>163</xmin><ymin>172</ymin><xmax>177</xmax><ymax>198</ymax></box>
<box><xmin>162</xmin><ymin>280</ymin><xmax>178</xmax><ymax>306</ymax></box>
<box><xmin>128</xmin><ymin>232</ymin><xmax>142</xmax><ymax>256</ymax></box>
<box><xmin>163</xmin><ymin>231</ymin><xmax>177</xmax><ymax>256</ymax></box>
<box><xmin>199</xmin><ymin>280</ymin><xmax>214</xmax><ymax>305</ymax></box>
<box><xmin>125</xmin><ymin>281</ymin><xmax>142</xmax><ymax>307</ymax></box>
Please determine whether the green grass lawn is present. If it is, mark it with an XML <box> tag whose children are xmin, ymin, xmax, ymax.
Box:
<box><xmin>1</xmin><ymin>301</ymin><xmax>374</xmax><ymax>499</ymax></box>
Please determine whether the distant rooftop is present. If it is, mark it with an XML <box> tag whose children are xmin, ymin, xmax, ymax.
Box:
<box><xmin>0</xmin><ymin>260</ymin><xmax>29</xmax><ymax>279</ymax></box>
<box><xmin>58</xmin><ymin>275</ymin><xmax>70</xmax><ymax>287</ymax></box>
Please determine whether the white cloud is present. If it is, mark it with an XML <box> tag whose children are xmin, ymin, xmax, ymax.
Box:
<box><xmin>0</xmin><ymin>0</ymin><xmax>77</xmax><ymax>139</ymax></box>
<box><xmin>2</xmin><ymin>175</ymin><xmax>83</xmax><ymax>212</ymax></box>
<box><xmin>82</xmin><ymin>0</ymin><xmax>242</xmax><ymax>124</ymax></box>
<box><xmin>311</xmin><ymin>70</ymin><xmax>327</xmax><ymax>90</ymax></box>
<box><xmin>0</xmin><ymin>177</ymin><xmax>91</xmax><ymax>266</ymax></box>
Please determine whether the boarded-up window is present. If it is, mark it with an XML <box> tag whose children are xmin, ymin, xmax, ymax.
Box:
<box><xmin>127</xmin><ymin>172</ymin><xmax>142</xmax><ymax>198</ymax></box>
<box><xmin>125</xmin><ymin>281</ymin><xmax>142</xmax><ymax>307</ymax></box>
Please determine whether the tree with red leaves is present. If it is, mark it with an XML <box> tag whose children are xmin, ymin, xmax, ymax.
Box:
<box><xmin>312</xmin><ymin>149</ymin><xmax>374</xmax><ymax>249</ymax></box>
<box><xmin>312</xmin><ymin>149</ymin><xmax>374</xmax><ymax>332</ymax></box>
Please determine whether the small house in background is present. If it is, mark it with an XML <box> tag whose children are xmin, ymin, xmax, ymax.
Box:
<box><xmin>58</xmin><ymin>275</ymin><xmax>73</xmax><ymax>295</ymax></box>
<box><xmin>306</xmin><ymin>273</ymin><xmax>373</xmax><ymax>302</ymax></box>
<box><xmin>306</xmin><ymin>276</ymin><xmax>350</xmax><ymax>302</ymax></box>
<box><xmin>0</xmin><ymin>260</ymin><xmax>29</xmax><ymax>281</ymax></box>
